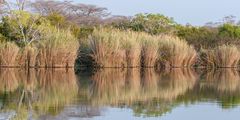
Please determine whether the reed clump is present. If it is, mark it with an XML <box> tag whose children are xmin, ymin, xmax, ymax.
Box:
<box><xmin>87</xmin><ymin>28</ymin><xmax>160</xmax><ymax>68</ymax></box>
<box><xmin>201</xmin><ymin>45</ymin><xmax>240</xmax><ymax>68</ymax></box>
<box><xmin>158</xmin><ymin>35</ymin><xmax>197</xmax><ymax>68</ymax></box>
<box><xmin>0</xmin><ymin>42</ymin><xmax>19</xmax><ymax>67</ymax></box>
<box><xmin>85</xmin><ymin>28</ymin><xmax>197</xmax><ymax>68</ymax></box>
<box><xmin>89</xmin><ymin>28</ymin><xmax>124</xmax><ymax>67</ymax></box>
<box><xmin>122</xmin><ymin>31</ymin><xmax>142</xmax><ymax>67</ymax></box>
<box><xmin>141</xmin><ymin>35</ymin><xmax>159</xmax><ymax>67</ymax></box>
<box><xmin>36</xmin><ymin>27</ymin><xmax>79</xmax><ymax>67</ymax></box>
<box><xmin>89</xmin><ymin>28</ymin><xmax>143</xmax><ymax>67</ymax></box>
<box><xmin>17</xmin><ymin>45</ymin><xmax>38</xmax><ymax>67</ymax></box>
<box><xmin>0</xmin><ymin>27</ymin><xmax>79</xmax><ymax>68</ymax></box>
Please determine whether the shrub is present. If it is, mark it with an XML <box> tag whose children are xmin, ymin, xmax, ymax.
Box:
<box><xmin>113</xmin><ymin>13</ymin><xmax>176</xmax><ymax>35</ymax></box>
<box><xmin>176</xmin><ymin>25</ymin><xmax>219</xmax><ymax>49</ymax></box>
<box><xmin>219</xmin><ymin>24</ymin><xmax>240</xmax><ymax>39</ymax></box>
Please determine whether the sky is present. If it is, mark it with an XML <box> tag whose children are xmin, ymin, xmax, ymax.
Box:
<box><xmin>73</xmin><ymin>0</ymin><xmax>240</xmax><ymax>26</ymax></box>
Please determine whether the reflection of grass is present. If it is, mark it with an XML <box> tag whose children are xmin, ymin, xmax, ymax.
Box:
<box><xmin>177</xmin><ymin>69</ymin><xmax>240</xmax><ymax>109</ymax></box>
<box><xmin>158</xmin><ymin>68</ymin><xmax>197</xmax><ymax>100</ymax></box>
<box><xmin>0</xmin><ymin>68</ymin><xmax>78</xmax><ymax>119</ymax></box>
<box><xmin>204</xmin><ymin>69</ymin><xmax>240</xmax><ymax>94</ymax></box>
<box><xmin>3</xmin><ymin>68</ymin><xmax>240</xmax><ymax>118</ymax></box>
<box><xmin>88</xmin><ymin>68</ymin><xmax>240</xmax><ymax>116</ymax></box>
<box><xmin>0</xmin><ymin>69</ymin><xmax>19</xmax><ymax>92</ymax></box>
<box><xmin>90</xmin><ymin>68</ymin><xmax>197</xmax><ymax>105</ymax></box>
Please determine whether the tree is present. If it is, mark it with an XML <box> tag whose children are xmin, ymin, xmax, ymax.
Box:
<box><xmin>113</xmin><ymin>13</ymin><xmax>177</xmax><ymax>35</ymax></box>
<box><xmin>32</xmin><ymin>0</ymin><xmax>110</xmax><ymax>26</ymax></box>
<box><xmin>0</xmin><ymin>11</ymin><xmax>49</xmax><ymax>46</ymax></box>
<box><xmin>219</xmin><ymin>23</ymin><xmax>240</xmax><ymax>38</ymax></box>
<box><xmin>31</xmin><ymin>0</ymin><xmax>72</xmax><ymax>15</ymax></box>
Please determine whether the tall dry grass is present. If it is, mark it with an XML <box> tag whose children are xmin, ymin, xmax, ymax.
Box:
<box><xmin>201</xmin><ymin>45</ymin><xmax>240</xmax><ymax>68</ymax></box>
<box><xmin>17</xmin><ymin>45</ymin><xmax>38</xmax><ymax>67</ymax></box>
<box><xmin>158</xmin><ymin>35</ymin><xmax>197</xmax><ymax>68</ymax></box>
<box><xmin>36</xmin><ymin>27</ymin><xmax>79</xmax><ymax>67</ymax></box>
<box><xmin>88</xmin><ymin>28</ymin><xmax>159</xmax><ymax>68</ymax></box>
<box><xmin>89</xmin><ymin>28</ymin><xmax>125</xmax><ymax>67</ymax></box>
<box><xmin>87</xmin><ymin>28</ymin><xmax>197</xmax><ymax>68</ymax></box>
<box><xmin>0</xmin><ymin>28</ymin><xmax>79</xmax><ymax>68</ymax></box>
<box><xmin>0</xmin><ymin>42</ymin><xmax>19</xmax><ymax>66</ymax></box>
<box><xmin>122</xmin><ymin>31</ymin><xmax>142</xmax><ymax>67</ymax></box>
<box><xmin>141</xmin><ymin>36</ymin><xmax>159</xmax><ymax>67</ymax></box>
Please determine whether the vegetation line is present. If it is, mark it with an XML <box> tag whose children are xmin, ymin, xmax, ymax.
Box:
<box><xmin>1</xmin><ymin>1</ymin><xmax>240</xmax><ymax>68</ymax></box>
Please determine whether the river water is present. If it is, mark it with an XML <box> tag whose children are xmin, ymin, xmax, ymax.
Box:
<box><xmin>0</xmin><ymin>68</ymin><xmax>240</xmax><ymax>120</ymax></box>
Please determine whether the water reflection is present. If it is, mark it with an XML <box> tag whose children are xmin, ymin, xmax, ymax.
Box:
<box><xmin>89</xmin><ymin>68</ymin><xmax>197</xmax><ymax>105</ymax></box>
<box><xmin>0</xmin><ymin>68</ymin><xmax>79</xmax><ymax>119</ymax></box>
<box><xmin>0</xmin><ymin>68</ymin><xmax>240</xmax><ymax>119</ymax></box>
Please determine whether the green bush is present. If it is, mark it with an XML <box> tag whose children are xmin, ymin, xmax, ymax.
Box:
<box><xmin>219</xmin><ymin>24</ymin><xmax>240</xmax><ymax>38</ymax></box>
<box><xmin>113</xmin><ymin>13</ymin><xmax>177</xmax><ymax>35</ymax></box>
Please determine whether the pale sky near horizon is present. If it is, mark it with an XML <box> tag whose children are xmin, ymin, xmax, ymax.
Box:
<box><xmin>73</xmin><ymin>0</ymin><xmax>240</xmax><ymax>26</ymax></box>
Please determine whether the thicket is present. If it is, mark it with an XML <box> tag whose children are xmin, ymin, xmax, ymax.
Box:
<box><xmin>1</xmin><ymin>0</ymin><xmax>240</xmax><ymax>68</ymax></box>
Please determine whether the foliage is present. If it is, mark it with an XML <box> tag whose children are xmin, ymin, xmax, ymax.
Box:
<box><xmin>113</xmin><ymin>13</ymin><xmax>177</xmax><ymax>35</ymax></box>
<box><xmin>0</xmin><ymin>10</ymin><xmax>47</xmax><ymax>46</ymax></box>
<box><xmin>218</xmin><ymin>23</ymin><xmax>240</xmax><ymax>39</ymax></box>
<box><xmin>176</xmin><ymin>25</ymin><xmax>218</xmax><ymax>49</ymax></box>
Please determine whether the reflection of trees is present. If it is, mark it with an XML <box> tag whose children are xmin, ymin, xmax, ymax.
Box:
<box><xmin>0</xmin><ymin>68</ymin><xmax>79</xmax><ymax>120</ymax></box>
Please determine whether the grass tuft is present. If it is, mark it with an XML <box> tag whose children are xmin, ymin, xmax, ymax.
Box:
<box><xmin>201</xmin><ymin>45</ymin><xmax>240</xmax><ymax>68</ymax></box>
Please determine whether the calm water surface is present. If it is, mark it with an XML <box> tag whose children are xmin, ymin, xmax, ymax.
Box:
<box><xmin>0</xmin><ymin>68</ymin><xmax>240</xmax><ymax>120</ymax></box>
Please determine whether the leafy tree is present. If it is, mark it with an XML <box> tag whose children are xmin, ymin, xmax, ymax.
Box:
<box><xmin>0</xmin><ymin>10</ymin><xmax>49</xmax><ymax>46</ymax></box>
<box><xmin>113</xmin><ymin>13</ymin><xmax>176</xmax><ymax>35</ymax></box>
<box><xmin>218</xmin><ymin>23</ymin><xmax>240</xmax><ymax>38</ymax></box>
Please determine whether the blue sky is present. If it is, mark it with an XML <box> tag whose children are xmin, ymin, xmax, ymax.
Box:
<box><xmin>73</xmin><ymin>0</ymin><xmax>240</xmax><ymax>26</ymax></box>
